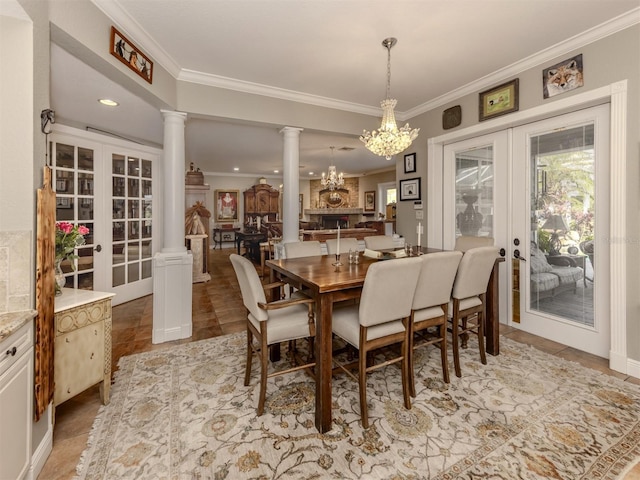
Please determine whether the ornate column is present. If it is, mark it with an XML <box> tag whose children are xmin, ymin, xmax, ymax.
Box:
<box><xmin>280</xmin><ymin>127</ymin><xmax>303</xmax><ymax>245</ymax></box>
<box><xmin>152</xmin><ymin>110</ymin><xmax>192</xmax><ymax>343</ymax></box>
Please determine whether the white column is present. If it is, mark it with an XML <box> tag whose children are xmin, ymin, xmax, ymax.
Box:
<box><xmin>153</xmin><ymin>110</ymin><xmax>192</xmax><ymax>344</ymax></box>
<box><xmin>280</xmin><ymin>127</ymin><xmax>303</xmax><ymax>244</ymax></box>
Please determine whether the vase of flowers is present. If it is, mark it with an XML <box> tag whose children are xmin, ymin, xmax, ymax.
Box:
<box><xmin>55</xmin><ymin>222</ymin><xmax>89</xmax><ymax>295</ymax></box>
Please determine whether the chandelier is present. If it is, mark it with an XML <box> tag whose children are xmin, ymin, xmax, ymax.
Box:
<box><xmin>321</xmin><ymin>146</ymin><xmax>344</xmax><ymax>191</ymax></box>
<box><xmin>360</xmin><ymin>38</ymin><xmax>419</xmax><ymax>160</ymax></box>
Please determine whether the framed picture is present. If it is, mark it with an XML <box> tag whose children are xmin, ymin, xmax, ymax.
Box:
<box><xmin>215</xmin><ymin>190</ymin><xmax>239</xmax><ymax>222</ymax></box>
<box><xmin>56</xmin><ymin>197</ymin><xmax>71</xmax><ymax>209</ymax></box>
<box><xmin>110</xmin><ymin>26</ymin><xmax>154</xmax><ymax>84</ymax></box>
<box><xmin>543</xmin><ymin>54</ymin><xmax>583</xmax><ymax>99</ymax></box>
<box><xmin>55</xmin><ymin>179</ymin><xmax>67</xmax><ymax>192</ymax></box>
<box><xmin>299</xmin><ymin>194</ymin><xmax>303</xmax><ymax>219</ymax></box>
<box><xmin>479</xmin><ymin>79</ymin><xmax>519</xmax><ymax>121</ymax></box>
<box><xmin>364</xmin><ymin>191</ymin><xmax>376</xmax><ymax>212</ymax></box>
<box><xmin>404</xmin><ymin>152</ymin><xmax>416</xmax><ymax>173</ymax></box>
<box><xmin>399</xmin><ymin>177</ymin><xmax>421</xmax><ymax>201</ymax></box>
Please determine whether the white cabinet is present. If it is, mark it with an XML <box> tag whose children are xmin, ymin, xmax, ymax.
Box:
<box><xmin>0</xmin><ymin>321</ymin><xmax>34</xmax><ymax>480</ymax></box>
<box><xmin>54</xmin><ymin>289</ymin><xmax>114</xmax><ymax>406</ymax></box>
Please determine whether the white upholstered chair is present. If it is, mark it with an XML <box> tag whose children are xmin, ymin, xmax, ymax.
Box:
<box><xmin>454</xmin><ymin>235</ymin><xmax>494</xmax><ymax>252</ymax></box>
<box><xmin>364</xmin><ymin>235</ymin><xmax>395</xmax><ymax>250</ymax></box>
<box><xmin>409</xmin><ymin>250</ymin><xmax>462</xmax><ymax>396</ymax></box>
<box><xmin>325</xmin><ymin>237</ymin><xmax>359</xmax><ymax>255</ymax></box>
<box><xmin>284</xmin><ymin>240</ymin><xmax>323</xmax><ymax>258</ymax></box>
<box><xmin>449</xmin><ymin>246</ymin><xmax>499</xmax><ymax>377</ymax></box>
<box><xmin>331</xmin><ymin>256</ymin><xmax>422</xmax><ymax>428</ymax></box>
<box><xmin>230</xmin><ymin>254</ymin><xmax>316</xmax><ymax>416</ymax></box>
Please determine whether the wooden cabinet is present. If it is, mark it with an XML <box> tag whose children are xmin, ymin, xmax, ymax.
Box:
<box><xmin>0</xmin><ymin>320</ymin><xmax>33</xmax><ymax>480</ymax></box>
<box><xmin>243</xmin><ymin>183</ymin><xmax>280</xmax><ymax>225</ymax></box>
<box><xmin>54</xmin><ymin>289</ymin><xmax>115</xmax><ymax>406</ymax></box>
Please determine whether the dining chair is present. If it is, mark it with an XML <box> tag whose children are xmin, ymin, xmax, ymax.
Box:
<box><xmin>449</xmin><ymin>246</ymin><xmax>499</xmax><ymax>377</ymax></box>
<box><xmin>364</xmin><ymin>235</ymin><xmax>395</xmax><ymax>250</ymax></box>
<box><xmin>259</xmin><ymin>235</ymin><xmax>281</xmax><ymax>277</ymax></box>
<box><xmin>409</xmin><ymin>250</ymin><xmax>462</xmax><ymax>396</ymax></box>
<box><xmin>230</xmin><ymin>254</ymin><xmax>316</xmax><ymax>416</ymax></box>
<box><xmin>454</xmin><ymin>235</ymin><xmax>494</xmax><ymax>252</ymax></box>
<box><xmin>284</xmin><ymin>240</ymin><xmax>323</xmax><ymax>258</ymax></box>
<box><xmin>326</xmin><ymin>237</ymin><xmax>359</xmax><ymax>255</ymax></box>
<box><xmin>331</xmin><ymin>256</ymin><xmax>422</xmax><ymax>428</ymax></box>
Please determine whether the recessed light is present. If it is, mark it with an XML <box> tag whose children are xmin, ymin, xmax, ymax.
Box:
<box><xmin>98</xmin><ymin>98</ymin><xmax>119</xmax><ymax>107</ymax></box>
<box><xmin>233</xmin><ymin>167</ymin><xmax>239</xmax><ymax>171</ymax></box>
<box><xmin>273</xmin><ymin>170</ymin><xmax>279</xmax><ymax>173</ymax></box>
<box><xmin>309</xmin><ymin>172</ymin><xmax>314</xmax><ymax>175</ymax></box>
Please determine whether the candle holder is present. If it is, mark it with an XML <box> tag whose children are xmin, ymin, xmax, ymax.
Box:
<box><xmin>415</xmin><ymin>245</ymin><xmax>423</xmax><ymax>255</ymax></box>
<box><xmin>332</xmin><ymin>253</ymin><xmax>343</xmax><ymax>267</ymax></box>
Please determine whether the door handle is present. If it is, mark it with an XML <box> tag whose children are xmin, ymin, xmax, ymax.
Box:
<box><xmin>513</xmin><ymin>249</ymin><xmax>526</xmax><ymax>262</ymax></box>
<box><xmin>94</xmin><ymin>244</ymin><xmax>102</xmax><ymax>253</ymax></box>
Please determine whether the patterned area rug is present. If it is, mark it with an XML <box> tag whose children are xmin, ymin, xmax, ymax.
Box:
<box><xmin>76</xmin><ymin>333</ymin><xmax>640</xmax><ymax>479</ymax></box>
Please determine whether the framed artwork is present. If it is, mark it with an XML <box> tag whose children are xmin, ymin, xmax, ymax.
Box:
<box><xmin>56</xmin><ymin>179</ymin><xmax>67</xmax><ymax>192</ymax></box>
<box><xmin>56</xmin><ymin>197</ymin><xmax>71</xmax><ymax>208</ymax></box>
<box><xmin>215</xmin><ymin>190</ymin><xmax>239</xmax><ymax>222</ymax></box>
<box><xmin>399</xmin><ymin>177</ymin><xmax>421</xmax><ymax>201</ymax></box>
<box><xmin>110</xmin><ymin>26</ymin><xmax>154</xmax><ymax>84</ymax></box>
<box><xmin>543</xmin><ymin>54</ymin><xmax>583</xmax><ymax>99</ymax></box>
<box><xmin>299</xmin><ymin>194</ymin><xmax>303</xmax><ymax>219</ymax></box>
<box><xmin>479</xmin><ymin>79</ymin><xmax>519</xmax><ymax>121</ymax></box>
<box><xmin>404</xmin><ymin>152</ymin><xmax>416</xmax><ymax>173</ymax></box>
<box><xmin>364</xmin><ymin>191</ymin><xmax>376</xmax><ymax>212</ymax></box>
<box><xmin>442</xmin><ymin>105</ymin><xmax>462</xmax><ymax>130</ymax></box>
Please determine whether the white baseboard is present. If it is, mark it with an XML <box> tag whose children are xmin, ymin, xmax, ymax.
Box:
<box><xmin>626</xmin><ymin>357</ymin><xmax>640</xmax><ymax>380</ymax></box>
<box><xmin>29</xmin><ymin>407</ymin><xmax>53</xmax><ymax>480</ymax></box>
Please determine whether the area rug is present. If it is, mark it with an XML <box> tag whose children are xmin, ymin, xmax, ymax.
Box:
<box><xmin>76</xmin><ymin>333</ymin><xmax>640</xmax><ymax>479</ymax></box>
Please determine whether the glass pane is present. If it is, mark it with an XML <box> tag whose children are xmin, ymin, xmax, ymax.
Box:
<box><xmin>113</xmin><ymin>154</ymin><xmax>125</xmax><ymax>175</ymax></box>
<box><xmin>142</xmin><ymin>180</ymin><xmax>152</xmax><ymax>196</ymax></box>
<box><xmin>127</xmin><ymin>242</ymin><xmax>140</xmax><ymax>261</ymax></box>
<box><xmin>79</xmin><ymin>222</ymin><xmax>94</xmax><ymax>245</ymax></box>
<box><xmin>142</xmin><ymin>199</ymin><xmax>152</xmax><ymax>238</ymax></box>
<box><xmin>113</xmin><ymin>177</ymin><xmax>125</xmax><ymax>197</ymax></box>
<box><xmin>77</xmin><ymin>247</ymin><xmax>93</xmax><ymax>271</ymax></box>
<box><xmin>141</xmin><ymin>159</ymin><xmax>152</xmax><ymax>178</ymax></box>
<box><xmin>60</xmin><ymin>258</ymin><xmax>73</xmax><ymax>274</ymax></box>
<box><xmin>141</xmin><ymin>260</ymin><xmax>152</xmax><ymax>279</ymax></box>
<box><xmin>128</xmin><ymin>220</ymin><xmax>140</xmax><ymax>240</ymax></box>
<box><xmin>141</xmin><ymin>240</ymin><xmax>152</xmax><ymax>259</ymax></box>
<box><xmin>78</xmin><ymin>198</ymin><xmax>93</xmax><ymax>220</ymax></box>
<box><xmin>56</xmin><ymin>197</ymin><xmax>74</xmax><ymax>221</ymax></box>
<box><xmin>128</xmin><ymin>178</ymin><xmax>139</xmax><ymax>197</ymax></box>
<box><xmin>113</xmin><ymin>244</ymin><xmax>125</xmax><ymax>265</ymax></box>
<box><xmin>78</xmin><ymin>147</ymin><xmax>94</xmax><ymax>171</ymax></box>
<box><xmin>455</xmin><ymin>146</ymin><xmax>494</xmax><ymax>238</ymax></box>
<box><xmin>113</xmin><ymin>199</ymin><xmax>125</xmax><ymax>219</ymax></box>
<box><xmin>128</xmin><ymin>262</ymin><xmax>139</xmax><ymax>282</ymax></box>
<box><xmin>529</xmin><ymin>124</ymin><xmax>594</xmax><ymax>326</ymax></box>
<box><xmin>78</xmin><ymin>272</ymin><xmax>93</xmax><ymax>290</ymax></box>
<box><xmin>79</xmin><ymin>173</ymin><xmax>93</xmax><ymax>195</ymax></box>
<box><xmin>113</xmin><ymin>222</ymin><xmax>125</xmax><ymax>242</ymax></box>
<box><xmin>128</xmin><ymin>200</ymin><xmax>140</xmax><ymax>219</ymax></box>
<box><xmin>113</xmin><ymin>265</ymin><xmax>125</xmax><ymax>287</ymax></box>
<box><xmin>56</xmin><ymin>143</ymin><xmax>74</xmax><ymax>168</ymax></box>
<box><xmin>128</xmin><ymin>157</ymin><xmax>140</xmax><ymax>176</ymax></box>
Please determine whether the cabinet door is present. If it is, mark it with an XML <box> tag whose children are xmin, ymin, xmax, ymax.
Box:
<box><xmin>0</xmin><ymin>348</ymin><xmax>32</xmax><ymax>480</ymax></box>
<box><xmin>269</xmin><ymin>191</ymin><xmax>280</xmax><ymax>214</ymax></box>
<box><xmin>256</xmin><ymin>190</ymin><xmax>270</xmax><ymax>214</ymax></box>
<box><xmin>244</xmin><ymin>191</ymin><xmax>255</xmax><ymax>213</ymax></box>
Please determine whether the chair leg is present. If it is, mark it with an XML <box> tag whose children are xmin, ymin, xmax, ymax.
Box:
<box><xmin>244</xmin><ymin>327</ymin><xmax>253</xmax><ymax>386</ymax></box>
<box><xmin>359</xmin><ymin>346</ymin><xmax>369</xmax><ymax>429</ymax></box>
<box><xmin>257</xmin><ymin>329</ymin><xmax>269</xmax><ymax>416</ymax></box>
<box><xmin>452</xmin><ymin>301</ymin><xmax>462</xmax><ymax>378</ymax></box>
<box><xmin>401</xmin><ymin>337</ymin><xmax>411</xmax><ymax>411</ymax></box>
<box><xmin>408</xmin><ymin>314</ymin><xmax>417</xmax><ymax>397</ymax></box>
<box><xmin>477</xmin><ymin>310</ymin><xmax>487</xmax><ymax>365</ymax></box>
<box><xmin>439</xmin><ymin>323</ymin><xmax>450</xmax><ymax>384</ymax></box>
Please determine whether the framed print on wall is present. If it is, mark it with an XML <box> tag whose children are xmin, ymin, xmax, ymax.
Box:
<box><xmin>364</xmin><ymin>191</ymin><xmax>376</xmax><ymax>212</ymax></box>
<box><xmin>542</xmin><ymin>54</ymin><xmax>583</xmax><ymax>99</ymax></box>
<box><xmin>215</xmin><ymin>190</ymin><xmax>239</xmax><ymax>222</ymax></box>
<box><xmin>404</xmin><ymin>152</ymin><xmax>416</xmax><ymax>173</ymax></box>
<box><xmin>399</xmin><ymin>177</ymin><xmax>421</xmax><ymax>201</ymax></box>
<box><xmin>110</xmin><ymin>26</ymin><xmax>154</xmax><ymax>84</ymax></box>
<box><xmin>479</xmin><ymin>79</ymin><xmax>519</xmax><ymax>121</ymax></box>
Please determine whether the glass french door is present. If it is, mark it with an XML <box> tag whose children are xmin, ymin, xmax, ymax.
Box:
<box><xmin>512</xmin><ymin>105</ymin><xmax>610</xmax><ymax>357</ymax></box>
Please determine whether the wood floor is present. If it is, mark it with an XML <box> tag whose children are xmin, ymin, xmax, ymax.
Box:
<box><xmin>37</xmin><ymin>248</ymin><xmax>640</xmax><ymax>480</ymax></box>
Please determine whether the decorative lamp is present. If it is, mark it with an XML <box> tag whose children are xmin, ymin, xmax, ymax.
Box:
<box><xmin>360</xmin><ymin>38</ymin><xmax>419</xmax><ymax>160</ymax></box>
<box><xmin>542</xmin><ymin>214</ymin><xmax>569</xmax><ymax>255</ymax></box>
<box><xmin>321</xmin><ymin>146</ymin><xmax>344</xmax><ymax>191</ymax></box>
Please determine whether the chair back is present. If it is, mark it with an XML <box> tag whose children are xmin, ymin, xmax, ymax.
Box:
<box><xmin>326</xmin><ymin>237</ymin><xmax>359</xmax><ymax>255</ymax></box>
<box><xmin>454</xmin><ymin>236</ymin><xmax>494</xmax><ymax>252</ymax></box>
<box><xmin>284</xmin><ymin>241</ymin><xmax>322</xmax><ymax>258</ymax></box>
<box><xmin>359</xmin><ymin>257</ymin><xmax>422</xmax><ymax>327</ymax></box>
<box><xmin>364</xmin><ymin>235</ymin><xmax>395</xmax><ymax>250</ymax></box>
<box><xmin>230</xmin><ymin>254</ymin><xmax>268</xmax><ymax>321</ymax></box>
<box><xmin>452</xmin><ymin>246</ymin><xmax>499</xmax><ymax>300</ymax></box>
<box><xmin>412</xmin><ymin>251</ymin><xmax>463</xmax><ymax>310</ymax></box>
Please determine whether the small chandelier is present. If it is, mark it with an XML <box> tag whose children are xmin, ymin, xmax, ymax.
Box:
<box><xmin>321</xmin><ymin>146</ymin><xmax>344</xmax><ymax>191</ymax></box>
<box><xmin>360</xmin><ymin>38</ymin><xmax>419</xmax><ymax>160</ymax></box>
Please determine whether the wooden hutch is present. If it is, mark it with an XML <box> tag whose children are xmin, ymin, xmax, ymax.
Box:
<box><xmin>243</xmin><ymin>182</ymin><xmax>280</xmax><ymax>225</ymax></box>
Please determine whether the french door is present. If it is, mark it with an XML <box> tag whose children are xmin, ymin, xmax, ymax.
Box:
<box><xmin>512</xmin><ymin>105</ymin><xmax>610</xmax><ymax>357</ymax></box>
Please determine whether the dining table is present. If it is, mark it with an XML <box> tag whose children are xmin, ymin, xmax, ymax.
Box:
<box><xmin>266</xmin><ymin>248</ymin><xmax>503</xmax><ymax>433</ymax></box>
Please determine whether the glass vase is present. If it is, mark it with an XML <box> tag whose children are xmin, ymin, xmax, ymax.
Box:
<box><xmin>55</xmin><ymin>258</ymin><xmax>66</xmax><ymax>296</ymax></box>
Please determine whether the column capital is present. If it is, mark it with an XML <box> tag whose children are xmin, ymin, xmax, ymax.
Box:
<box><xmin>161</xmin><ymin>110</ymin><xmax>188</xmax><ymax>122</ymax></box>
<box><xmin>280</xmin><ymin>126</ymin><xmax>304</xmax><ymax>136</ymax></box>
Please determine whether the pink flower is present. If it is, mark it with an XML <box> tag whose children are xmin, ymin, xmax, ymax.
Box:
<box><xmin>57</xmin><ymin>222</ymin><xmax>73</xmax><ymax>234</ymax></box>
<box><xmin>78</xmin><ymin>225</ymin><xmax>90</xmax><ymax>235</ymax></box>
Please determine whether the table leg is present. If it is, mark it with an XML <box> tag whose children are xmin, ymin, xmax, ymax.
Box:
<box><xmin>315</xmin><ymin>293</ymin><xmax>333</xmax><ymax>433</ymax></box>
<box><xmin>236</xmin><ymin>237</ymin><xmax>242</xmax><ymax>255</ymax></box>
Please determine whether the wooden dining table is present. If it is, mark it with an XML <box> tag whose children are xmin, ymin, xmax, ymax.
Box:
<box><xmin>266</xmin><ymin>248</ymin><xmax>503</xmax><ymax>433</ymax></box>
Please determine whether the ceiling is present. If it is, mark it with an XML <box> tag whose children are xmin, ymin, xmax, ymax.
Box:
<box><xmin>50</xmin><ymin>0</ymin><xmax>639</xmax><ymax>179</ymax></box>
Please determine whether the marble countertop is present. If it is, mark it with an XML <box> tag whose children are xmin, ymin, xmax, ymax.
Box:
<box><xmin>55</xmin><ymin>288</ymin><xmax>115</xmax><ymax>313</ymax></box>
<box><xmin>0</xmin><ymin>309</ymin><xmax>37</xmax><ymax>341</ymax></box>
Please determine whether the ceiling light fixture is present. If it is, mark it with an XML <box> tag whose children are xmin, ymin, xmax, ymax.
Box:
<box><xmin>321</xmin><ymin>146</ymin><xmax>344</xmax><ymax>191</ymax></box>
<box><xmin>360</xmin><ymin>38</ymin><xmax>419</xmax><ymax>160</ymax></box>
<box><xmin>98</xmin><ymin>98</ymin><xmax>119</xmax><ymax>107</ymax></box>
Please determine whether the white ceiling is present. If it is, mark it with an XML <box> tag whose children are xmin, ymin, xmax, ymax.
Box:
<box><xmin>50</xmin><ymin>0</ymin><xmax>639</xmax><ymax>178</ymax></box>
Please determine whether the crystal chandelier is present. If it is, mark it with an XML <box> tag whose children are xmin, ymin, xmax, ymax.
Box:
<box><xmin>321</xmin><ymin>146</ymin><xmax>344</xmax><ymax>191</ymax></box>
<box><xmin>360</xmin><ymin>38</ymin><xmax>419</xmax><ymax>160</ymax></box>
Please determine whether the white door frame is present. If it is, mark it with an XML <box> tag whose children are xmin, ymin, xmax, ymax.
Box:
<box><xmin>427</xmin><ymin>80</ymin><xmax>628</xmax><ymax>373</ymax></box>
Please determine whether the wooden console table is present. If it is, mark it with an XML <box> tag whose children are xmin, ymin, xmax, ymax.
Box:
<box><xmin>212</xmin><ymin>227</ymin><xmax>239</xmax><ymax>249</ymax></box>
<box><xmin>54</xmin><ymin>289</ymin><xmax>115</xmax><ymax>406</ymax></box>
<box><xmin>300</xmin><ymin>227</ymin><xmax>377</xmax><ymax>242</ymax></box>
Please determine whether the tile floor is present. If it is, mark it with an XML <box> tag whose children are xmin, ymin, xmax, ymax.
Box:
<box><xmin>37</xmin><ymin>249</ymin><xmax>640</xmax><ymax>480</ymax></box>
